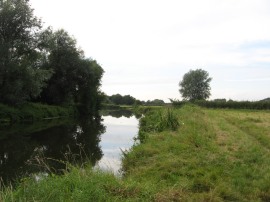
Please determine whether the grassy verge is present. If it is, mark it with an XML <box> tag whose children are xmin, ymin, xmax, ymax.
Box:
<box><xmin>1</xmin><ymin>105</ymin><xmax>270</xmax><ymax>201</ymax></box>
<box><xmin>123</xmin><ymin>105</ymin><xmax>270</xmax><ymax>201</ymax></box>
<box><xmin>0</xmin><ymin>102</ymin><xmax>76</xmax><ymax>124</ymax></box>
<box><xmin>1</xmin><ymin>165</ymin><xmax>154</xmax><ymax>202</ymax></box>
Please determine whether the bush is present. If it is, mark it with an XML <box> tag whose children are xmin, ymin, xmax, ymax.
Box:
<box><xmin>197</xmin><ymin>100</ymin><xmax>270</xmax><ymax>110</ymax></box>
<box><xmin>171</xmin><ymin>100</ymin><xmax>270</xmax><ymax>110</ymax></box>
<box><xmin>138</xmin><ymin>108</ymin><xmax>180</xmax><ymax>142</ymax></box>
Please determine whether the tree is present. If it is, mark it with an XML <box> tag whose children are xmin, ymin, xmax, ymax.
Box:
<box><xmin>38</xmin><ymin>29</ymin><xmax>83</xmax><ymax>105</ymax></box>
<box><xmin>0</xmin><ymin>0</ymin><xmax>51</xmax><ymax>105</ymax></box>
<box><xmin>179</xmin><ymin>69</ymin><xmax>212</xmax><ymax>101</ymax></box>
<box><xmin>145</xmin><ymin>99</ymin><xmax>165</xmax><ymax>106</ymax></box>
<box><xmin>108</xmin><ymin>94</ymin><xmax>136</xmax><ymax>105</ymax></box>
<box><xmin>38</xmin><ymin>28</ymin><xmax>104</xmax><ymax>116</ymax></box>
<box><xmin>76</xmin><ymin>59</ymin><xmax>104</xmax><ymax>116</ymax></box>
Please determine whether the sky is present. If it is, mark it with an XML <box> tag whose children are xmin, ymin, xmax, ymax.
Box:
<box><xmin>30</xmin><ymin>0</ymin><xmax>270</xmax><ymax>102</ymax></box>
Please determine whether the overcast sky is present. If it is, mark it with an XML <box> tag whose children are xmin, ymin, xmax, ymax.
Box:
<box><xmin>30</xmin><ymin>0</ymin><xmax>270</xmax><ymax>102</ymax></box>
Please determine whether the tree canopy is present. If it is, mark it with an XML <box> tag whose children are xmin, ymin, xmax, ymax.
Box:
<box><xmin>0</xmin><ymin>0</ymin><xmax>104</xmax><ymax>116</ymax></box>
<box><xmin>179</xmin><ymin>69</ymin><xmax>212</xmax><ymax>101</ymax></box>
<box><xmin>0</xmin><ymin>0</ymin><xmax>51</xmax><ymax>105</ymax></box>
<box><xmin>143</xmin><ymin>99</ymin><xmax>165</xmax><ymax>106</ymax></box>
<box><xmin>36</xmin><ymin>28</ymin><xmax>104</xmax><ymax>115</ymax></box>
<box><xmin>107</xmin><ymin>94</ymin><xmax>137</xmax><ymax>105</ymax></box>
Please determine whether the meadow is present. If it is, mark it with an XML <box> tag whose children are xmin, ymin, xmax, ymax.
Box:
<box><xmin>1</xmin><ymin>105</ymin><xmax>270</xmax><ymax>201</ymax></box>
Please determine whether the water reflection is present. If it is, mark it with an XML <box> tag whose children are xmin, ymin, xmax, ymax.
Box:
<box><xmin>0</xmin><ymin>110</ymin><xmax>139</xmax><ymax>185</ymax></box>
<box><xmin>100</xmin><ymin>109</ymin><xmax>142</xmax><ymax>119</ymax></box>
<box><xmin>97</xmin><ymin>112</ymin><xmax>139</xmax><ymax>174</ymax></box>
<box><xmin>0</xmin><ymin>117</ymin><xmax>105</xmax><ymax>185</ymax></box>
<box><xmin>101</xmin><ymin>109</ymin><xmax>134</xmax><ymax>118</ymax></box>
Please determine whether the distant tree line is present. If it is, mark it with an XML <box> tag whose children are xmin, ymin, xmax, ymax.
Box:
<box><xmin>0</xmin><ymin>0</ymin><xmax>103</xmax><ymax>116</ymax></box>
<box><xmin>171</xmin><ymin>99</ymin><xmax>270</xmax><ymax>110</ymax></box>
<box><xmin>142</xmin><ymin>99</ymin><xmax>165</xmax><ymax>106</ymax></box>
<box><xmin>105</xmin><ymin>94</ymin><xmax>138</xmax><ymax>105</ymax></box>
<box><xmin>104</xmin><ymin>94</ymin><xmax>165</xmax><ymax>106</ymax></box>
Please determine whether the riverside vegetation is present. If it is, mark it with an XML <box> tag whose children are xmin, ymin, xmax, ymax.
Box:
<box><xmin>0</xmin><ymin>103</ymin><xmax>76</xmax><ymax>124</ymax></box>
<box><xmin>1</xmin><ymin>104</ymin><xmax>270</xmax><ymax>201</ymax></box>
<box><xmin>0</xmin><ymin>0</ymin><xmax>104</xmax><ymax>117</ymax></box>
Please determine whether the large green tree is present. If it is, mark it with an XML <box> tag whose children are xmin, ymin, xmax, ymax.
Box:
<box><xmin>38</xmin><ymin>28</ymin><xmax>104</xmax><ymax>115</ymax></box>
<box><xmin>0</xmin><ymin>0</ymin><xmax>104</xmax><ymax>115</ymax></box>
<box><xmin>179</xmin><ymin>69</ymin><xmax>212</xmax><ymax>101</ymax></box>
<box><xmin>38</xmin><ymin>29</ymin><xmax>83</xmax><ymax>105</ymax></box>
<box><xmin>0</xmin><ymin>0</ymin><xmax>51</xmax><ymax>105</ymax></box>
<box><xmin>76</xmin><ymin>59</ymin><xmax>104</xmax><ymax>116</ymax></box>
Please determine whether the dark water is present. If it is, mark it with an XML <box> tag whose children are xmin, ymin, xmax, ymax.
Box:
<box><xmin>0</xmin><ymin>110</ymin><xmax>139</xmax><ymax>185</ymax></box>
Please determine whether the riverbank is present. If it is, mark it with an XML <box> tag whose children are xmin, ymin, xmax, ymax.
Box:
<box><xmin>1</xmin><ymin>105</ymin><xmax>270</xmax><ymax>201</ymax></box>
<box><xmin>0</xmin><ymin>103</ymin><xmax>76</xmax><ymax>124</ymax></box>
<box><xmin>123</xmin><ymin>105</ymin><xmax>270</xmax><ymax>201</ymax></box>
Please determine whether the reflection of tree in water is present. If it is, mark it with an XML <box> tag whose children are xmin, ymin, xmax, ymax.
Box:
<box><xmin>0</xmin><ymin>116</ymin><xmax>105</xmax><ymax>185</ymax></box>
<box><xmin>100</xmin><ymin>109</ymin><xmax>142</xmax><ymax>120</ymax></box>
<box><xmin>72</xmin><ymin>116</ymin><xmax>105</xmax><ymax>166</ymax></box>
<box><xmin>0</xmin><ymin>135</ymin><xmax>37</xmax><ymax>184</ymax></box>
<box><xmin>101</xmin><ymin>109</ymin><xmax>134</xmax><ymax>118</ymax></box>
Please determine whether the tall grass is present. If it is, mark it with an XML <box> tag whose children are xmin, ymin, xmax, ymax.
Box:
<box><xmin>0</xmin><ymin>155</ymin><xmax>154</xmax><ymax>201</ymax></box>
<box><xmin>157</xmin><ymin>108</ymin><xmax>180</xmax><ymax>131</ymax></box>
<box><xmin>141</xmin><ymin>108</ymin><xmax>180</xmax><ymax>132</ymax></box>
<box><xmin>138</xmin><ymin>108</ymin><xmax>180</xmax><ymax>142</ymax></box>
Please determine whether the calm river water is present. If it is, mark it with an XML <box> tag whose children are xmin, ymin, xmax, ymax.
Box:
<box><xmin>0</xmin><ymin>110</ymin><xmax>140</xmax><ymax>185</ymax></box>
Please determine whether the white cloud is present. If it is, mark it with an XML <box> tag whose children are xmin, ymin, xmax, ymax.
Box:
<box><xmin>30</xmin><ymin>0</ymin><xmax>270</xmax><ymax>101</ymax></box>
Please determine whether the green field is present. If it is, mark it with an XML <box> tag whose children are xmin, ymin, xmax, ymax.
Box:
<box><xmin>1</xmin><ymin>105</ymin><xmax>270</xmax><ymax>201</ymax></box>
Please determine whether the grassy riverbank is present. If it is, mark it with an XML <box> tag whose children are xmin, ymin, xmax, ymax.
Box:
<box><xmin>123</xmin><ymin>105</ymin><xmax>270</xmax><ymax>201</ymax></box>
<box><xmin>0</xmin><ymin>103</ymin><xmax>75</xmax><ymax>124</ymax></box>
<box><xmin>1</xmin><ymin>105</ymin><xmax>270</xmax><ymax>201</ymax></box>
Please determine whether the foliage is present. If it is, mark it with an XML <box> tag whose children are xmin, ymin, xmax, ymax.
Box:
<box><xmin>260</xmin><ymin>97</ymin><xmax>270</xmax><ymax>102</ymax></box>
<box><xmin>171</xmin><ymin>99</ymin><xmax>270</xmax><ymax>110</ymax></box>
<box><xmin>138</xmin><ymin>108</ymin><xmax>180</xmax><ymax>142</ymax></box>
<box><xmin>0</xmin><ymin>102</ymin><xmax>75</xmax><ymax>123</ymax></box>
<box><xmin>142</xmin><ymin>99</ymin><xmax>165</xmax><ymax>106</ymax></box>
<box><xmin>107</xmin><ymin>94</ymin><xmax>137</xmax><ymax>105</ymax></box>
<box><xmin>36</xmin><ymin>28</ymin><xmax>104</xmax><ymax>115</ymax></box>
<box><xmin>104</xmin><ymin>95</ymin><xmax>165</xmax><ymax>107</ymax></box>
<box><xmin>195</xmin><ymin>100</ymin><xmax>270</xmax><ymax>110</ymax></box>
<box><xmin>0</xmin><ymin>1</ymin><xmax>104</xmax><ymax>116</ymax></box>
<box><xmin>0</xmin><ymin>0</ymin><xmax>51</xmax><ymax>105</ymax></box>
<box><xmin>179</xmin><ymin>69</ymin><xmax>212</xmax><ymax>101</ymax></box>
<box><xmin>38</xmin><ymin>29</ymin><xmax>82</xmax><ymax>105</ymax></box>
<box><xmin>76</xmin><ymin>59</ymin><xmax>104</xmax><ymax>116</ymax></box>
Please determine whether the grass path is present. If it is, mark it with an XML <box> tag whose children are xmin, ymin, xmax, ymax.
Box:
<box><xmin>200</xmin><ymin>109</ymin><xmax>270</xmax><ymax>201</ymax></box>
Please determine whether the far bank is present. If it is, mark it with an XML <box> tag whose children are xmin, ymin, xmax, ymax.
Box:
<box><xmin>0</xmin><ymin>103</ymin><xmax>76</xmax><ymax>124</ymax></box>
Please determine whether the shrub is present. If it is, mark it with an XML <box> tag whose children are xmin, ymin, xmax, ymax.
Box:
<box><xmin>138</xmin><ymin>108</ymin><xmax>180</xmax><ymax>142</ymax></box>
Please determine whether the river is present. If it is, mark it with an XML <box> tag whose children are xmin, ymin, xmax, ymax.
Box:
<box><xmin>0</xmin><ymin>110</ymin><xmax>140</xmax><ymax>185</ymax></box>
